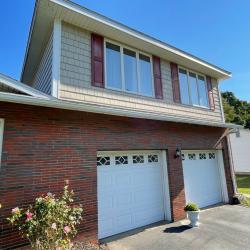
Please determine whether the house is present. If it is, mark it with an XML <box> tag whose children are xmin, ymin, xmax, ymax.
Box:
<box><xmin>230</xmin><ymin>129</ymin><xmax>250</xmax><ymax>175</ymax></box>
<box><xmin>0</xmin><ymin>0</ymin><xmax>240</xmax><ymax>248</ymax></box>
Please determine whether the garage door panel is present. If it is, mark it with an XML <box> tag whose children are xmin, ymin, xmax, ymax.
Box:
<box><xmin>98</xmin><ymin>195</ymin><xmax>114</xmax><ymax>210</ymax></box>
<box><xmin>99</xmin><ymin>218</ymin><xmax>113</xmax><ymax>234</ymax></box>
<box><xmin>134</xmin><ymin>205</ymin><xmax>164</xmax><ymax>226</ymax></box>
<box><xmin>97</xmin><ymin>151</ymin><xmax>165</xmax><ymax>239</ymax></box>
<box><xmin>117</xmin><ymin>214</ymin><xmax>133</xmax><ymax>228</ymax></box>
<box><xmin>183</xmin><ymin>151</ymin><xmax>222</xmax><ymax>208</ymax></box>
<box><xmin>116</xmin><ymin>193</ymin><xmax>133</xmax><ymax>207</ymax></box>
<box><xmin>115</xmin><ymin>174</ymin><xmax>131</xmax><ymax>186</ymax></box>
<box><xmin>98</xmin><ymin>171</ymin><xmax>113</xmax><ymax>187</ymax></box>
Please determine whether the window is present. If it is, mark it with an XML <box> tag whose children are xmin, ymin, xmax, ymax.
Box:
<box><xmin>199</xmin><ymin>153</ymin><xmax>207</xmax><ymax>160</ymax></box>
<box><xmin>97</xmin><ymin>156</ymin><xmax>110</xmax><ymax>166</ymax></box>
<box><xmin>0</xmin><ymin>119</ymin><xmax>4</xmax><ymax>166</ymax></box>
<box><xmin>124</xmin><ymin>48</ymin><xmax>138</xmax><ymax>92</ymax></box>
<box><xmin>189</xmin><ymin>72</ymin><xmax>199</xmax><ymax>106</ymax></box>
<box><xmin>133</xmin><ymin>155</ymin><xmax>144</xmax><ymax>164</ymax></box>
<box><xmin>148</xmin><ymin>154</ymin><xmax>158</xmax><ymax>163</ymax></box>
<box><xmin>178</xmin><ymin>68</ymin><xmax>209</xmax><ymax>108</ymax></box>
<box><xmin>115</xmin><ymin>156</ymin><xmax>128</xmax><ymax>165</ymax></box>
<box><xmin>106</xmin><ymin>42</ymin><xmax>122</xmax><ymax>89</ymax></box>
<box><xmin>188</xmin><ymin>153</ymin><xmax>196</xmax><ymax>160</ymax></box>
<box><xmin>209</xmin><ymin>153</ymin><xmax>216</xmax><ymax>159</ymax></box>
<box><xmin>139</xmin><ymin>54</ymin><xmax>153</xmax><ymax>96</ymax></box>
<box><xmin>179</xmin><ymin>69</ymin><xmax>190</xmax><ymax>105</ymax></box>
<box><xmin>105</xmin><ymin>40</ymin><xmax>154</xmax><ymax>97</ymax></box>
<box><xmin>198</xmin><ymin>75</ymin><xmax>209</xmax><ymax>107</ymax></box>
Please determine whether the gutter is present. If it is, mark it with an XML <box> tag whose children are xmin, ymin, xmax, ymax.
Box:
<box><xmin>0</xmin><ymin>73</ymin><xmax>52</xmax><ymax>99</ymax></box>
<box><xmin>21</xmin><ymin>0</ymin><xmax>231</xmax><ymax>81</ymax></box>
<box><xmin>51</xmin><ymin>0</ymin><xmax>231</xmax><ymax>79</ymax></box>
<box><xmin>0</xmin><ymin>92</ymin><xmax>241</xmax><ymax>129</ymax></box>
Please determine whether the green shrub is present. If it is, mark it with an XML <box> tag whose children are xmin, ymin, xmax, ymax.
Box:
<box><xmin>7</xmin><ymin>181</ymin><xmax>83</xmax><ymax>250</ymax></box>
<box><xmin>184</xmin><ymin>203</ymin><xmax>199</xmax><ymax>212</ymax></box>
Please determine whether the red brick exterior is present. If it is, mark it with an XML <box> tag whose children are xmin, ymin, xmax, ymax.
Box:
<box><xmin>0</xmin><ymin>102</ymin><xmax>235</xmax><ymax>249</ymax></box>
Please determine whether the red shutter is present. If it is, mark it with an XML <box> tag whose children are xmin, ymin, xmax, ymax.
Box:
<box><xmin>206</xmin><ymin>76</ymin><xmax>215</xmax><ymax>110</ymax></box>
<box><xmin>170</xmin><ymin>62</ymin><xmax>181</xmax><ymax>103</ymax></box>
<box><xmin>153</xmin><ymin>56</ymin><xmax>163</xmax><ymax>99</ymax></box>
<box><xmin>91</xmin><ymin>33</ymin><xmax>104</xmax><ymax>88</ymax></box>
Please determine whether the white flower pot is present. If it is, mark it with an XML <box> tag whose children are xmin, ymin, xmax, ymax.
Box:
<box><xmin>187</xmin><ymin>210</ymin><xmax>200</xmax><ymax>227</ymax></box>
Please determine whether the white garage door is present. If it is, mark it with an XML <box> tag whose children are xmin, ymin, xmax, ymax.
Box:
<box><xmin>182</xmin><ymin>150</ymin><xmax>223</xmax><ymax>208</ymax></box>
<box><xmin>97</xmin><ymin>151</ymin><xmax>165</xmax><ymax>239</ymax></box>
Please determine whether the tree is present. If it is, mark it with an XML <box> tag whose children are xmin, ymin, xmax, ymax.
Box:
<box><xmin>222</xmin><ymin>91</ymin><xmax>250</xmax><ymax>129</ymax></box>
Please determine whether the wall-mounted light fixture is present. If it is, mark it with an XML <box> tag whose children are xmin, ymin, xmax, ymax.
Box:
<box><xmin>174</xmin><ymin>148</ymin><xmax>181</xmax><ymax>158</ymax></box>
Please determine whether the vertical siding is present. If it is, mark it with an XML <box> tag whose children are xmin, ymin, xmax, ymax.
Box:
<box><xmin>32</xmin><ymin>33</ymin><xmax>53</xmax><ymax>95</ymax></box>
<box><xmin>60</xmin><ymin>23</ymin><xmax>224</xmax><ymax>122</ymax></box>
<box><xmin>230</xmin><ymin>129</ymin><xmax>250</xmax><ymax>173</ymax></box>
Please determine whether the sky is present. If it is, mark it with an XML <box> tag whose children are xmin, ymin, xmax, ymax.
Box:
<box><xmin>0</xmin><ymin>0</ymin><xmax>250</xmax><ymax>101</ymax></box>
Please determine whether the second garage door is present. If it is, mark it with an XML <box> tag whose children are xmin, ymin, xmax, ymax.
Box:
<box><xmin>97</xmin><ymin>151</ymin><xmax>165</xmax><ymax>239</ymax></box>
<box><xmin>182</xmin><ymin>150</ymin><xmax>223</xmax><ymax>208</ymax></box>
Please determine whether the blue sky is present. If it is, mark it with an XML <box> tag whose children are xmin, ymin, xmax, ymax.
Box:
<box><xmin>0</xmin><ymin>0</ymin><xmax>250</xmax><ymax>101</ymax></box>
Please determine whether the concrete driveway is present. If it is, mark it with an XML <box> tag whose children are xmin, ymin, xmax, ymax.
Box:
<box><xmin>104</xmin><ymin>205</ymin><xmax>250</xmax><ymax>250</ymax></box>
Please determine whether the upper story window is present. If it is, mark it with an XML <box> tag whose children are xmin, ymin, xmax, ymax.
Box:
<box><xmin>179</xmin><ymin>68</ymin><xmax>209</xmax><ymax>108</ymax></box>
<box><xmin>105</xmin><ymin>41</ymin><xmax>154</xmax><ymax>97</ymax></box>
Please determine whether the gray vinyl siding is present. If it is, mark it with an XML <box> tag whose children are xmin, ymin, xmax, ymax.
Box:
<box><xmin>60</xmin><ymin>23</ymin><xmax>224</xmax><ymax>122</ymax></box>
<box><xmin>32</xmin><ymin>33</ymin><xmax>53</xmax><ymax>95</ymax></box>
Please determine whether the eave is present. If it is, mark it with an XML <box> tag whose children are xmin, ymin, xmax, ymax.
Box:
<box><xmin>21</xmin><ymin>0</ymin><xmax>231</xmax><ymax>84</ymax></box>
<box><xmin>0</xmin><ymin>73</ymin><xmax>52</xmax><ymax>99</ymax></box>
<box><xmin>0</xmin><ymin>91</ymin><xmax>241</xmax><ymax>130</ymax></box>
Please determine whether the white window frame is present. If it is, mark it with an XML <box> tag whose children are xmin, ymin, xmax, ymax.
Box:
<box><xmin>0</xmin><ymin>119</ymin><xmax>4</xmax><ymax>166</ymax></box>
<box><xmin>178</xmin><ymin>66</ymin><xmax>209</xmax><ymax>109</ymax></box>
<box><xmin>104</xmin><ymin>39</ymin><xmax>155</xmax><ymax>98</ymax></box>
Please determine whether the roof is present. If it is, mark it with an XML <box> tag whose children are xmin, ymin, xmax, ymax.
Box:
<box><xmin>21</xmin><ymin>0</ymin><xmax>231</xmax><ymax>84</ymax></box>
<box><xmin>0</xmin><ymin>73</ymin><xmax>52</xmax><ymax>99</ymax></box>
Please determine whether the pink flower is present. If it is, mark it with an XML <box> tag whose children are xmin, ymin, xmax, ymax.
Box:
<box><xmin>12</xmin><ymin>207</ymin><xmax>20</xmax><ymax>214</ymax></box>
<box><xmin>26</xmin><ymin>211</ymin><xmax>33</xmax><ymax>220</ymax></box>
<box><xmin>51</xmin><ymin>223</ymin><xmax>57</xmax><ymax>230</ymax></box>
<box><xmin>64</xmin><ymin>226</ymin><xmax>71</xmax><ymax>234</ymax></box>
<box><xmin>55</xmin><ymin>247</ymin><xmax>61</xmax><ymax>250</ymax></box>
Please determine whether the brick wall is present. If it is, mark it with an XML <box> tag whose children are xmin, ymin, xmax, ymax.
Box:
<box><xmin>0</xmin><ymin>102</ymin><xmax>234</xmax><ymax>249</ymax></box>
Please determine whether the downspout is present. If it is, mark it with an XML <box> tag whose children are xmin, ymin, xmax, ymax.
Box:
<box><xmin>215</xmin><ymin>127</ymin><xmax>240</xmax><ymax>196</ymax></box>
<box><xmin>226</xmin><ymin>131</ymin><xmax>238</xmax><ymax>195</ymax></box>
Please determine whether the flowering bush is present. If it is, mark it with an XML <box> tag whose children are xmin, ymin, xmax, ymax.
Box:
<box><xmin>7</xmin><ymin>181</ymin><xmax>83</xmax><ymax>250</ymax></box>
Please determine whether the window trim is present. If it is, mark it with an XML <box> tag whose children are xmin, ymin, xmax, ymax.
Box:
<box><xmin>0</xmin><ymin>119</ymin><xmax>4</xmax><ymax>166</ymax></box>
<box><xmin>178</xmin><ymin>66</ymin><xmax>209</xmax><ymax>109</ymax></box>
<box><xmin>104</xmin><ymin>39</ymin><xmax>155</xmax><ymax>98</ymax></box>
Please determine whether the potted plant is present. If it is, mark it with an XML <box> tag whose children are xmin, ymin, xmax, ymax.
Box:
<box><xmin>184</xmin><ymin>203</ymin><xmax>200</xmax><ymax>227</ymax></box>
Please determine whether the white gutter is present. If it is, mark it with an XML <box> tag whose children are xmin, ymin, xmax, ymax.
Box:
<box><xmin>21</xmin><ymin>0</ymin><xmax>231</xmax><ymax>81</ymax></box>
<box><xmin>0</xmin><ymin>92</ymin><xmax>241</xmax><ymax>129</ymax></box>
<box><xmin>51</xmin><ymin>0</ymin><xmax>231</xmax><ymax>78</ymax></box>
<box><xmin>0</xmin><ymin>73</ymin><xmax>51</xmax><ymax>99</ymax></box>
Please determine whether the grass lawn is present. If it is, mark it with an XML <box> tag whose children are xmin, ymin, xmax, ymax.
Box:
<box><xmin>236</xmin><ymin>175</ymin><xmax>250</xmax><ymax>195</ymax></box>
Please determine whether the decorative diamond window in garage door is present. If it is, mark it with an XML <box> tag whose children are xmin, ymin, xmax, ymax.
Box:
<box><xmin>115</xmin><ymin>156</ymin><xmax>128</xmax><ymax>165</ymax></box>
<box><xmin>97</xmin><ymin>157</ymin><xmax>110</xmax><ymax>166</ymax></box>
<box><xmin>199</xmin><ymin>153</ymin><xmax>206</xmax><ymax>160</ymax></box>
<box><xmin>133</xmin><ymin>155</ymin><xmax>144</xmax><ymax>164</ymax></box>
<box><xmin>148</xmin><ymin>154</ymin><xmax>158</xmax><ymax>163</ymax></box>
